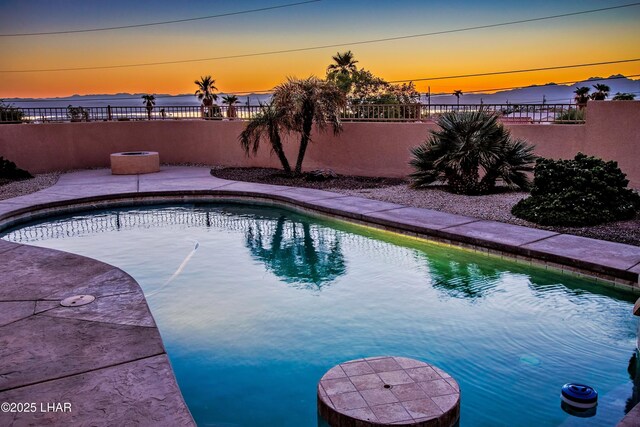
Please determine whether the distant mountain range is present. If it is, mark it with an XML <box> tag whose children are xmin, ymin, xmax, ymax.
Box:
<box><xmin>4</xmin><ymin>75</ymin><xmax>639</xmax><ymax>107</ymax></box>
<box><xmin>422</xmin><ymin>74</ymin><xmax>640</xmax><ymax>105</ymax></box>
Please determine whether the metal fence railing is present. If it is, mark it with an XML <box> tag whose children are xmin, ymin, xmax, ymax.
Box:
<box><xmin>0</xmin><ymin>103</ymin><xmax>586</xmax><ymax>124</ymax></box>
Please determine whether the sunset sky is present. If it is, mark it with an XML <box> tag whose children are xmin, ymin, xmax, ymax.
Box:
<box><xmin>0</xmin><ymin>0</ymin><xmax>638</xmax><ymax>98</ymax></box>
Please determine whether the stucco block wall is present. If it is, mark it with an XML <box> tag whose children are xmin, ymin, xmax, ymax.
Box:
<box><xmin>1</xmin><ymin>101</ymin><xmax>638</xmax><ymax>187</ymax></box>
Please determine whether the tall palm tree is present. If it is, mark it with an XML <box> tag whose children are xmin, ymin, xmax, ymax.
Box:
<box><xmin>141</xmin><ymin>94</ymin><xmax>155</xmax><ymax>120</ymax></box>
<box><xmin>326</xmin><ymin>51</ymin><xmax>359</xmax><ymax>94</ymax></box>
<box><xmin>453</xmin><ymin>90</ymin><xmax>463</xmax><ymax>107</ymax></box>
<box><xmin>591</xmin><ymin>83</ymin><xmax>610</xmax><ymax>101</ymax></box>
<box><xmin>272</xmin><ymin>76</ymin><xmax>347</xmax><ymax>176</ymax></box>
<box><xmin>574</xmin><ymin>86</ymin><xmax>590</xmax><ymax>109</ymax></box>
<box><xmin>326</xmin><ymin>51</ymin><xmax>358</xmax><ymax>76</ymax></box>
<box><xmin>221</xmin><ymin>94</ymin><xmax>239</xmax><ymax>119</ymax></box>
<box><xmin>194</xmin><ymin>75</ymin><xmax>218</xmax><ymax>117</ymax></box>
<box><xmin>239</xmin><ymin>101</ymin><xmax>292</xmax><ymax>175</ymax></box>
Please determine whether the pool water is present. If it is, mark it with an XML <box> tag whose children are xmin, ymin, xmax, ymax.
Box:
<box><xmin>3</xmin><ymin>204</ymin><xmax>638</xmax><ymax>426</ymax></box>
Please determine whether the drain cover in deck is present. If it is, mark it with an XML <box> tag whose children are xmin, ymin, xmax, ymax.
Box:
<box><xmin>60</xmin><ymin>294</ymin><xmax>96</xmax><ymax>307</ymax></box>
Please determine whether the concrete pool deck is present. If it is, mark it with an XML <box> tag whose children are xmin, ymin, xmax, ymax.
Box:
<box><xmin>0</xmin><ymin>166</ymin><xmax>639</xmax><ymax>425</ymax></box>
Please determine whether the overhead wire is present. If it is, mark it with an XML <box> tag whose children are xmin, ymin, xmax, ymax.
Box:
<box><xmin>0</xmin><ymin>1</ymin><xmax>321</xmax><ymax>36</ymax></box>
<box><xmin>2</xmin><ymin>2</ymin><xmax>639</xmax><ymax>73</ymax></box>
<box><xmin>387</xmin><ymin>59</ymin><xmax>640</xmax><ymax>84</ymax></box>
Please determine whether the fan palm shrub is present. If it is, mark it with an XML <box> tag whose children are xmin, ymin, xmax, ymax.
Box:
<box><xmin>272</xmin><ymin>76</ymin><xmax>346</xmax><ymax>175</ymax></box>
<box><xmin>410</xmin><ymin>111</ymin><xmax>536</xmax><ymax>195</ymax></box>
<box><xmin>222</xmin><ymin>94</ymin><xmax>239</xmax><ymax>119</ymax></box>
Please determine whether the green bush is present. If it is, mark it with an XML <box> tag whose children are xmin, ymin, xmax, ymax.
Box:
<box><xmin>554</xmin><ymin>108</ymin><xmax>584</xmax><ymax>123</ymax></box>
<box><xmin>0</xmin><ymin>101</ymin><xmax>24</xmax><ymax>124</ymax></box>
<box><xmin>0</xmin><ymin>157</ymin><xmax>33</xmax><ymax>181</ymax></box>
<box><xmin>67</xmin><ymin>105</ymin><xmax>89</xmax><ymax>122</ymax></box>
<box><xmin>410</xmin><ymin>111</ymin><xmax>536</xmax><ymax>195</ymax></box>
<box><xmin>512</xmin><ymin>153</ymin><xmax>640</xmax><ymax>226</ymax></box>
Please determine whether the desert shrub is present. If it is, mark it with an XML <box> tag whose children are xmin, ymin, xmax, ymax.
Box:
<box><xmin>410</xmin><ymin>111</ymin><xmax>536</xmax><ymax>195</ymax></box>
<box><xmin>512</xmin><ymin>153</ymin><xmax>640</xmax><ymax>226</ymax></box>
<box><xmin>0</xmin><ymin>157</ymin><xmax>33</xmax><ymax>181</ymax></box>
<box><xmin>612</xmin><ymin>92</ymin><xmax>636</xmax><ymax>101</ymax></box>
<box><xmin>554</xmin><ymin>108</ymin><xmax>584</xmax><ymax>123</ymax></box>
<box><xmin>0</xmin><ymin>101</ymin><xmax>24</xmax><ymax>124</ymax></box>
<box><xmin>67</xmin><ymin>105</ymin><xmax>89</xmax><ymax>122</ymax></box>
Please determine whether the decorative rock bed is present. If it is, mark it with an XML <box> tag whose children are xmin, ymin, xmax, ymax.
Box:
<box><xmin>318</xmin><ymin>357</ymin><xmax>460</xmax><ymax>426</ymax></box>
<box><xmin>110</xmin><ymin>151</ymin><xmax>160</xmax><ymax>175</ymax></box>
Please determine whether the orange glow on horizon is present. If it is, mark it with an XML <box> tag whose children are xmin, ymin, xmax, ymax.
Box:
<box><xmin>1</xmin><ymin>10</ymin><xmax>638</xmax><ymax>99</ymax></box>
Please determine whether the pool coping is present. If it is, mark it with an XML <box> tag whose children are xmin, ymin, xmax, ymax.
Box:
<box><xmin>0</xmin><ymin>166</ymin><xmax>639</xmax><ymax>425</ymax></box>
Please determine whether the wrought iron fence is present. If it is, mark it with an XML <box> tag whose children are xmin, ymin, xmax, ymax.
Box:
<box><xmin>0</xmin><ymin>103</ymin><xmax>585</xmax><ymax>124</ymax></box>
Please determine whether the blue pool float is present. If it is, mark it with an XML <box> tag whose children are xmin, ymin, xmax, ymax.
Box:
<box><xmin>561</xmin><ymin>383</ymin><xmax>598</xmax><ymax>409</ymax></box>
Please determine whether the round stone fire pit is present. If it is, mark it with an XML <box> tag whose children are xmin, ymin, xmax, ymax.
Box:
<box><xmin>110</xmin><ymin>151</ymin><xmax>160</xmax><ymax>175</ymax></box>
<box><xmin>318</xmin><ymin>357</ymin><xmax>460</xmax><ymax>426</ymax></box>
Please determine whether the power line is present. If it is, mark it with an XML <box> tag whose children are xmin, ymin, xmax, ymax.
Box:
<box><xmin>233</xmin><ymin>66</ymin><xmax>640</xmax><ymax>95</ymax></box>
<box><xmin>0</xmin><ymin>1</ymin><xmax>321</xmax><ymax>37</ymax></box>
<box><xmin>2</xmin><ymin>2</ymin><xmax>639</xmax><ymax>73</ymax></box>
<box><xmin>387</xmin><ymin>59</ymin><xmax>640</xmax><ymax>84</ymax></box>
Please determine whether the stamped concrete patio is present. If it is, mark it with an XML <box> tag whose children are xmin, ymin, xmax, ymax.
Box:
<box><xmin>1</xmin><ymin>166</ymin><xmax>639</xmax><ymax>425</ymax></box>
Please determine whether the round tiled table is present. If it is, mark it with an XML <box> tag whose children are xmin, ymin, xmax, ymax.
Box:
<box><xmin>318</xmin><ymin>357</ymin><xmax>460</xmax><ymax>426</ymax></box>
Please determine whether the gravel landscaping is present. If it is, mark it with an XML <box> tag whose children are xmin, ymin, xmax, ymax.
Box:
<box><xmin>1</xmin><ymin>168</ymin><xmax>638</xmax><ymax>247</ymax></box>
<box><xmin>0</xmin><ymin>173</ymin><xmax>61</xmax><ymax>201</ymax></box>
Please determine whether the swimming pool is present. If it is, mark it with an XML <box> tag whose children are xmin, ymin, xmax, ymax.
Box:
<box><xmin>2</xmin><ymin>203</ymin><xmax>637</xmax><ymax>426</ymax></box>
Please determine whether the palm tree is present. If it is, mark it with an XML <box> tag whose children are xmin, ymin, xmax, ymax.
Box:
<box><xmin>613</xmin><ymin>92</ymin><xmax>636</xmax><ymax>100</ymax></box>
<box><xmin>574</xmin><ymin>86</ymin><xmax>590</xmax><ymax>109</ymax></box>
<box><xmin>327</xmin><ymin>51</ymin><xmax>358</xmax><ymax>77</ymax></box>
<box><xmin>453</xmin><ymin>90</ymin><xmax>463</xmax><ymax>107</ymax></box>
<box><xmin>239</xmin><ymin>101</ymin><xmax>292</xmax><ymax>175</ymax></box>
<box><xmin>326</xmin><ymin>51</ymin><xmax>358</xmax><ymax>94</ymax></box>
<box><xmin>194</xmin><ymin>75</ymin><xmax>218</xmax><ymax>118</ymax></box>
<box><xmin>141</xmin><ymin>94</ymin><xmax>155</xmax><ymax>120</ymax></box>
<box><xmin>221</xmin><ymin>94</ymin><xmax>239</xmax><ymax>119</ymax></box>
<box><xmin>272</xmin><ymin>76</ymin><xmax>347</xmax><ymax>176</ymax></box>
<box><xmin>590</xmin><ymin>83</ymin><xmax>610</xmax><ymax>101</ymax></box>
<box><xmin>410</xmin><ymin>111</ymin><xmax>536</xmax><ymax>195</ymax></box>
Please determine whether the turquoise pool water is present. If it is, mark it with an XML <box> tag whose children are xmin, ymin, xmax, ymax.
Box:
<box><xmin>2</xmin><ymin>204</ymin><xmax>638</xmax><ymax>426</ymax></box>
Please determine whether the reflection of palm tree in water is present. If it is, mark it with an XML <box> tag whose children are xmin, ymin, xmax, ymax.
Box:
<box><xmin>626</xmin><ymin>350</ymin><xmax>640</xmax><ymax>413</ymax></box>
<box><xmin>421</xmin><ymin>256</ymin><xmax>501</xmax><ymax>300</ymax></box>
<box><xmin>245</xmin><ymin>215</ymin><xmax>346</xmax><ymax>290</ymax></box>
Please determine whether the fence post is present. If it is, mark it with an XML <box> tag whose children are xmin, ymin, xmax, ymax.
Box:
<box><xmin>107</xmin><ymin>105</ymin><xmax>112</xmax><ymax>121</ymax></box>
